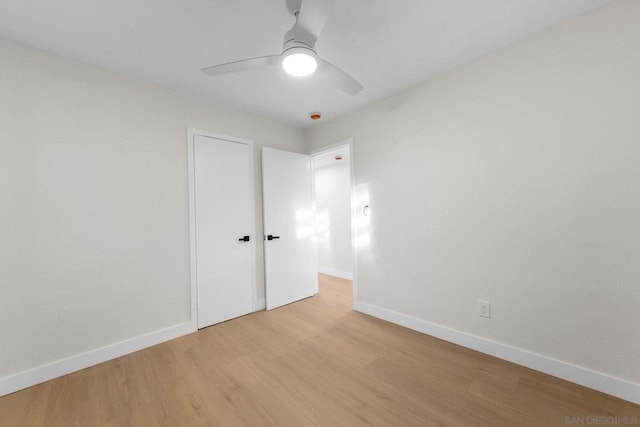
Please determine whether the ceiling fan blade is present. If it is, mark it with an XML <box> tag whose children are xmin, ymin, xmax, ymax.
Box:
<box><xmin>201</xmin><ymin>55</ymin><xmax>280</xmax><ymax>77</ymax></box>
<box><xmin>295</xmin><ymin>0</ymin><xmax>335</xmax><ymax>47</ymax></box>
<box><xmin>317</xmin><ymin>58</ymin><xmax>363</xmax><ymax>95</ymax></box>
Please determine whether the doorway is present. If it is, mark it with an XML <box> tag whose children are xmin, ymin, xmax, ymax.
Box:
<box><xmin>311</xmin><ymin>142</ymin><xmax>355</xmax><ymax>292</ymax></box>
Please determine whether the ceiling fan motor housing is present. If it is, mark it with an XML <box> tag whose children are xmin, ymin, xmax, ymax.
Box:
<box><xmin>281</xmin><ymin>26</ymin><xmax>319</xmax><ymax>77</ymax></box>
<box><xmin>283</xmin><ymin>25</ymin><xmax>316</xmax><ymax>51</ymax></box>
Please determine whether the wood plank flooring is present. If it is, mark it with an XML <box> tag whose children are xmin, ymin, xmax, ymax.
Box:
<box><xmin>1</xmin><ymin>274</ymin><xmax>638</xmax><ymax>426</ymax></box>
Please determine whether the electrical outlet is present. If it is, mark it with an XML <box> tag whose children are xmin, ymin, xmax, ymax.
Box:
<box><xmin>478</xmin><ymin>300</ymin><xmax>491</xmax><ymax>318</ymax></box>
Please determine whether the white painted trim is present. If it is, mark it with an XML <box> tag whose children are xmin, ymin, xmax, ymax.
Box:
<box><xmin>344</xmin><ymin>138</ymin><xmax>358</xmax><ymax>309</ymax></box>
<box><xmin>187</xmin><ymin>128</ymin><xmax>198</xmax><ymax>330</ymax></box>
<box><xmin>318</xmin><ymin>267</ymin><xmax>353</xmax><ymax>281</ymax></box>
<box><xmin>354</xmin><ymin>301</ymin><xmax>640</xmax><ymax>405</ymax></box>
<box><xmin>309</xmin><ymin>139</ymin><xmax>353</xmax><ymax>157</ymax></box>
<box><xmin>187</xmin><ymin>127</ymin><xmax>259</xmax><ymax>328</ymax></box>
<box><xmin>0</xmin><ymin>322</ymin><xmax>194</xmax><ymax>398</ymax></box>
<box><xmin>255</xmin><ymin>298</ymin><xmax>266</xmax><ymax>311</ymax></box>
<box><xmin>309</xmin><ymin>152</ymin><xmax>320</xmax><ymax>295</ymax></box>
<box><xmin>347</xmin><ymin>140</ymin><xmax>358</xmax><ymax>307</ymax></box>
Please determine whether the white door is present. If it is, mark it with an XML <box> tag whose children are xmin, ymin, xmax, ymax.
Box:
<box><xmin>262</xmin><ymin>147</ymin><xmax>317</xmax><ymax>310</ymax></box>
<box><xmin>192</xmin><ymin>133</ymin><xmax>255</xmax><ymax>328</ymax></box>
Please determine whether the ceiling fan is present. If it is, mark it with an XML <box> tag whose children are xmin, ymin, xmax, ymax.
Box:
<box><xmin>201</xmin><ymin>0</ymin><xmax>363</xmax><ymax>95</ymax></box>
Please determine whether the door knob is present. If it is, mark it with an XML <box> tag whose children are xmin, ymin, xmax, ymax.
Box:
<box><xmin>238</xmin><ymin>235</ymin><xmax>250</xmax><ymax>242</ymax></box>
<box><xmin>266</xmin><ymin>235</ymin><xmax>280</xmax><ymax>241</ymax></box>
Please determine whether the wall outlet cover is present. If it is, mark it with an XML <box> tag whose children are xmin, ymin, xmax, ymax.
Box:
<box><xmin>478</xmin><ymin>300</ymin><xmax>491</xmax><ymax>318</ymax></box>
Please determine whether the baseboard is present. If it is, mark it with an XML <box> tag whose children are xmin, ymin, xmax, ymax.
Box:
<box><xmin>354</xmin><ymin>301</ymin><xmax>640</xmax><ymax>405</ymax></box>
<box><xmin>0</xmin><ymin>321</ymin><xmax>195</xmax><ymax>397</ymax></box>
<box><xmin>318</xmin><ymin>268</ymin><xmax>353</xmax><ymax>281</ymax></box>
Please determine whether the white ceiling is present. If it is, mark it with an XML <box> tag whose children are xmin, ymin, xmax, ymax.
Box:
<box><xmin>0</xmin><ymin>0</ymin><xmax>611</xmax><ymax>128</ymax></box>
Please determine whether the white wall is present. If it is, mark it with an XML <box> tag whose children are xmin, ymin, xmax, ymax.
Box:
<box><xmin>305</xmin><ymin>0</ymin><xmax>640</xmax><ymax>400</ymax></box>
<box><xmin>0</xmin><ymin>38</ymin><xmax>303</xmax><ymax>381</ymax></box>
<box><xmin>315</xmin><ymin>161</ymin><xmax>353</xmax><ymax>279</ymax></box>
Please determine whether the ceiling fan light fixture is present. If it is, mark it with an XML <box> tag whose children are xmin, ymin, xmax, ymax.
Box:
<box><xmin>281</xmin><ymin>46</ymin><xmax>318</xmax><ymax>77</ymax></box>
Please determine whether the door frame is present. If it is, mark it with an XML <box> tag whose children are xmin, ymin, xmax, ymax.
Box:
<box><xmin>309</xmin><ymin>138</ymin><xmax>358</xmax><ymax>307</ymax></box>
<box><xmin>187</xmin><ymin>127</ymin><xmax>257</xmax><ymax>329</ymax></box>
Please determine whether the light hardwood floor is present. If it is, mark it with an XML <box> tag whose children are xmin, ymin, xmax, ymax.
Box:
<box><xmin>1</xmin><ymin>274</ymin><xmax>638</xmax><ymax>426</ymax></box>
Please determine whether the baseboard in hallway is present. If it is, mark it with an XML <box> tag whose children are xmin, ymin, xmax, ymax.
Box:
<box><xmin>317</xmin><ymin>268</ymin><xmax>352</xmax><ymax>281</ymax></box>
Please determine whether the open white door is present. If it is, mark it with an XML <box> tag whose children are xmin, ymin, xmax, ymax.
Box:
<box><xmin>262</xmin><ymin>147</ymin><xmax>317</xmax><ymax>310</ymax></box>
